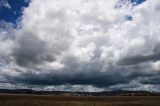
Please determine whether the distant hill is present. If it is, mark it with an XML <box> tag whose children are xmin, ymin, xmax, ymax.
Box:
<box><xmin>0</xmin><ymin>89</ymin><xmax>159</xmax><ymax>96</ymax></box>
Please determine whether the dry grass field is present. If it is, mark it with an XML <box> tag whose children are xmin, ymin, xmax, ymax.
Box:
<box><xmin>0</xmin><ymin>94</ymin><xmax>160</xmax><ymax>106</ymax></box>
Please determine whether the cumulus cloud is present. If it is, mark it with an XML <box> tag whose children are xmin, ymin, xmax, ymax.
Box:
<box><xmin>1</xmin><ymin>0</ymin><xmax>160</xmax><ymax>91</ymax></box>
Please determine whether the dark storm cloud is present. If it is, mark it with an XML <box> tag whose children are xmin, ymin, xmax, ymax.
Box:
<box><xmin>5</xmin><ymin>69</ymin><xmax>131</xmax><ymax>88</ymax></box>
<box><xmin>140</xmin><ymin>76</ymin><xmax>160</xmax><ymax>85</ymax></box>
<box><xmin>117</xmin><ymin>52</ymin><xmax>160</xmax><ymax>66</ymax></box>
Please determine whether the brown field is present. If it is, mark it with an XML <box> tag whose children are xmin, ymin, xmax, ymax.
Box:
<box><xmin>0</xmin><ymin>94</ymin><xmax>160</xmax><ymax>106</ymax></box>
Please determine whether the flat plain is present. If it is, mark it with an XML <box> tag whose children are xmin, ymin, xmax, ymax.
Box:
<box><xmin>0</xmin><ymin>94</ymin><xmax>160</xmax><ymax>106</ymax></box>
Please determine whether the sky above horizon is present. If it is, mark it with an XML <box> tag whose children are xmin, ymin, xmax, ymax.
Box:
<box><xmin>1</xmin><ymin>0</ymin><xmax>160</xmax><ymax>92</ymax></box>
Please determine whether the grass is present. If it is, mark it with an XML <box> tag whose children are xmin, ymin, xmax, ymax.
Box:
<box><xmin>0</xmin><ymin>94</ymin><xmax>160</xmax><ymax>106</ymax></box>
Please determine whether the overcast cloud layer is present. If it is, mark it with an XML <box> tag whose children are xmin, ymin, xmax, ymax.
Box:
<box><xmin>0</xmin><ymin>0</ymin><xmax>160</xmax><ymax>91</ymax></box>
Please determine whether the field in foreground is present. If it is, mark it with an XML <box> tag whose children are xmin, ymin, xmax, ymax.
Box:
<box><xmin>0</xmin><ymin>94</ymin><xmax>160</xmax><ymax>106</ymax></box>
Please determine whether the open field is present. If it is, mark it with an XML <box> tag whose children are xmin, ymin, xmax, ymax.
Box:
<box><xmin>0</xmin><ymin>94</ymin><xmax>160</xmax><ymax>106</ymax></box>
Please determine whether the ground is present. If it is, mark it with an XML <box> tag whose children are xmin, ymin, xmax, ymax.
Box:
<box><xmin>0</xmin><ymin>94</ymin><xmax>160</xmax><ymax>106</ymax></box>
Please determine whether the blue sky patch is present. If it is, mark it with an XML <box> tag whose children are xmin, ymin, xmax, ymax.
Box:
<box><xmin>130</xmin><ymin>0</ymin><xmax>146</xmax><ymax>5</ymax></box>
<box><xmin>125</xmin><ymin>15</ymin><xmax>133</xmax><ymax>21</ymax></box>
<box><xmin>0</xmin><ymin>0</ymin><xmax>30</xmax><ymax>25</ymax></box>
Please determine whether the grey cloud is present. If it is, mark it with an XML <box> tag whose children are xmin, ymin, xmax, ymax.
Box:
<box><xmin>140</xmin><ymin>76</ymin><xmax>160</xmax><ymax>85</ymax></box>
<box><xmin>117</xmin><ymin>53</ymin><xmax>160</xmax><ymax>66</ymax></box>
<box><xmin>13</xmin><ymin>33</ymin><xmax>47</xmax><ymax>66</ymax></box>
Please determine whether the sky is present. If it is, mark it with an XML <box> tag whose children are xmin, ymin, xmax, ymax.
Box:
<box><xmin>1</xmin><ymin>0</ymin><xmax>160</xmax><ymax>92</ymax></box>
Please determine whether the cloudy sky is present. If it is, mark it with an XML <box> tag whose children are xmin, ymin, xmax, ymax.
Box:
<box><xmin>1</xmin><ymin>0</ymin><xmax>160</xmax><ymax>92</ymax></box>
